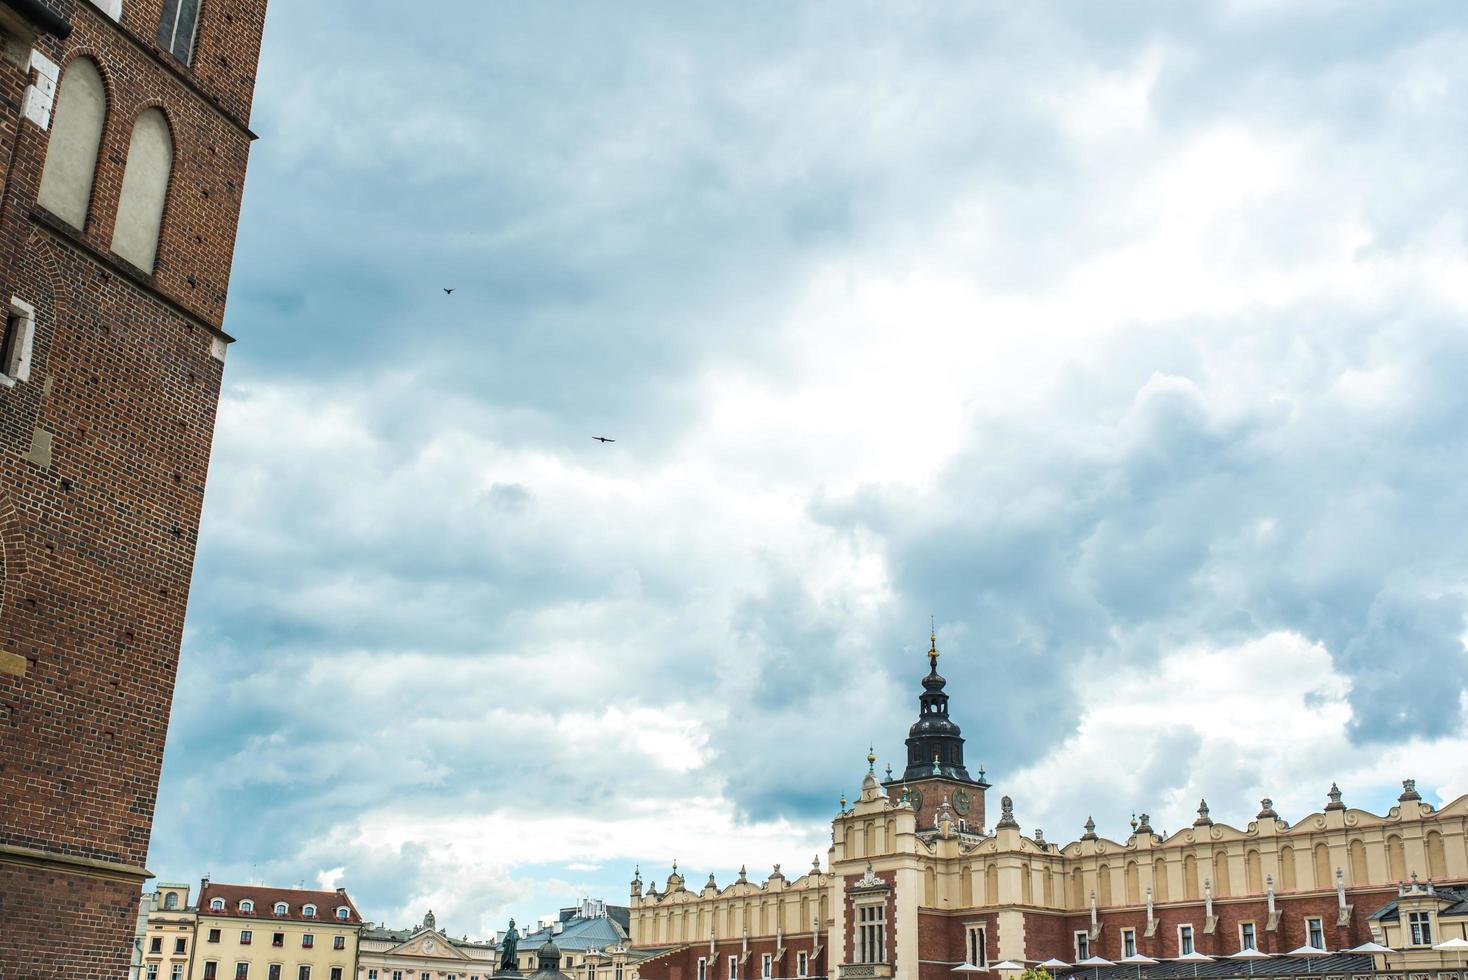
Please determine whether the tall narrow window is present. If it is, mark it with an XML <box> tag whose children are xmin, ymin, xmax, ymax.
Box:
<box><xmin>761</xmin><ymin>954</ymin><xmax>772</xmax><ymax>979</ymax></box>
<box><xmin>235</xmin><ymin>965</ymin><xmax>249</xmax><ymax>980</ymax></box>
<box><xmin>1408</xmin><ymin>912</ymin><xmax>1433</xmax><ymax>946</ymax></box>
<box><xmin>697</xmin><ymin>958</ymin><xmax>706</xmax><ymax>980</ymax></box>
<box><xmin>37</xmin><ymin>58</ymin><xmax>105</xmax><ymax>228</ymax></box>
<box><xmin>111</xmin><ymin>108</ymin><xmax>173</xmax><ymax>271</ymax></box>
<box><xmin>1178</xmin><ymin>925</ymin><xmax>1194</xmax><ymax>957</ymax></box>
<box><xmin>728</xmin><ymin>954</ymin><xmax>738</xmax><ymax>980</ymax></box>
<box><xmin>203</xmin><ymin>964</ymin><xmax>218</xmax><ymax>980</ymax></box>
<box><xmin>858</xmin><ymin>903</ymin><xmax>886</xmax><ymax>964</ymax></box>
<box><xmin>156</xmin><ymin>0</ymin><xmax>201</xmax><ymax>65</ymax></box>
<box><xmin>1121</xmin><ymin>929</ymin><xmax>1136</xmax><ymax>959</ymax></box>
<box><xmin>1074</xmin><ymin>932</ymin><xmax>1089</xmax><ymax>961</ymax></box>
<box><xmin>1306</xmin><ymin>918</ymin><xmax>1325</xmax><ymax>950</ymax></box>
<box><xmin>967</xmin><ymin>926</ymin><xmax>987</xmax><ymax>967</ymax></box>
<box><xmin>1240</xmin><ymin>922</ymin><xmax>1257</xmax><ymax>951</ymax></box>
<box><xmin>269</xmin><ymin>966</ymin><xmax>281</xmax><ymax>980</ymax></box>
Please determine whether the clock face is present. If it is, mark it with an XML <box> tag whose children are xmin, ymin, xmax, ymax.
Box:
<box><xmin>903</xmin><ymin>787</ymin><xmax>924</xmax><ymax>812</ymax></box>
<box><xmin>955</xmin><ymin>788</ymin><xmax>971</xmax><ymax>815</ymax></box>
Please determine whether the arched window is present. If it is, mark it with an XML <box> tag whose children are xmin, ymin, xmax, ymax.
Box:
<box><xmin>274</xmin><ymin>903</ymin><xmax>288</xmax><ymax>916</ymax></box>
<box><xmin>1125</xmin><ymin>861</ymin><xmax>1140</xmax><ymax>905</ymax></box>
<box><xmin>1427</xmin><ymin>831</ymin><xmax>1446</xmax><ymax>879</ymax></box>
<box><xmin>239</xmin><ymin>899</ymin><xmax>254</xmax><ymax>913</ymax></box>
<box><xmin>1183</xmin><ymin>854</ymin><xmax>1199</xmax><ymax>900</ymax></box>
<box><xmin>985</xmin><ymin>863</ymin><xmax>999</xmax><ymax>905</ymax></box>
<box><xmin>336</xmin><ymin>907</ymin><xmax>350</xmax><ymax>921</ymax></box>
<box><xmin>1386</xmin><ymin>835</ymin><xmax>1406</xmax><ymax>882</ymax></box>
<box><xmin>1279</xmin><ymin>845</ymin><xmax>1297</xmax><ymax>890</ymax></box>
<box><xmin>1213</xmin><ymin>851</ymin><xmax>1231</xmax><ymax>897</ymax></box>
<box><xmin>1312</xmin><ymin>843</ymin><xmax>1330</xmax><ymax>889</ymax></box>
<box><xmin>111</xmin><ymin>107</ymin><xmax>172</xmax><ymax>272</ymax></box>
<box><xmin>1097</xmin><ymin>864</ymin><xmax>1112</xmax><ymax>906</ymax></box>
<box><xmin>210</xmin><ymin>898</ymin><xmax>225</xmax><ymax>911</ymax></box>
<box><xmin>163</xmin><ymin>892</ymin><xmax>179</xmax><ymax>910</ymax></box>
<box><xmin>303</xmin><ymin>904</ymin><xmax>317</xmax><ymax>917</ymax></box>
<box><xmin>1246</xmin><ymin>850</ymin><xmax>1263</xmax><ymax>892</ymax></box>
<box><xmin>157</xmin><ymin>0</ymin><xmax>201</xmax><ymax>65</ymax></box>
<box><xmin>37</xmin><ymin>58</ymin><xmax>106</xmax><ymax>229</ymax></box>
<box><xmin>1152</xmin><ymin>858</ymin><xmax>1169</xmax><ymax>902</ymax></box>
<box><xmin>1348</xmin><ymin>840</ymin><xmax>1368</xmax><ymax>885</ymax></box>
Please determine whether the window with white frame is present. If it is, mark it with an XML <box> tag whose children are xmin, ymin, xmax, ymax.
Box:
<box><xmin>697</xmin><ymin>958</ymin><xmax>706</xmax><ymax>980</ymax></box>
<box><xmin>967</xmin><ymin>925</ymin><xmax>988</xmax><ymax>967</ymax></box>
<box><xmin>330</xmin><ymin>969</ymin><xmax>342</xmax><ymax>980</ymax></box>
<box><xmin>796</xmin><ymin>953</ymin><xmax>808</xmax><ymax>978</ymax></box>
<box><xmin>240</xmin><ymin>931</ymin><xmax>252</xmax><ymax>946</ymax></box>
<box><xmin>392</xmin><ymin>972</ymin><xmax>403</xmax><ymax>980</ymax></box>
<box><xmin>203</xmin><ymin>962</ymin><xmax>218</xmax><ymax>980</ymax></box>
<box><xmin>728</xmin><ymin>954</ymin><xmax>738</xmax><ymax>980</ymax></box>
<box><xmin>1239</xmin><ymin>922</ymin><xmax>1257</xmax><ymax>952</ymax></box>
<box><xmin>175</xmin><ymin>939</ymin><xmax>187</xmax><ymax>955</ymax></box>
<box><xmin>367</xmin><ymin>972</ymin><xmax>377</xmax><ymax>980</ymax></box>
<box><xmin>240</xmin><ymin>901</ymin><xmax>255</xmax><ymax>913</ymax></box>
<box><xmin>337</xmin><ymin>908</ymin><xmax>351</xmax><ymax>921</ymax></box>
<box><xmin>268</xmin><ymin>967</ymin><xmax>280</xmax><ymax>980</ymax></box>
<box><xmin>858</xmin><ymin>902</ymin><xmax>887</xmax><ymax>964</ymax></box>
<box><xmin>1178</xmin><ymin>925</ymin><xmax>1194</xmax><ymax>957</ymax></box>
<box><xmin>1121</xmin><ymin>929</ymin><xmax>1136</xmax><ymax>959</ymax></box>
<box><xmin>274</xmin><ymin>903</ymin><xmax>288</xmax><ymax>917</ymax></box>
<box><xmin>298</xmin><ymin>968</ymin><xmax>311</xmax><ymax>980</ymax></box>
<box><xmin>1074</xmin><ymin>932</ymin><xmax>1090</xmax><ymax>961</ymax></box>
<box><xmin>303</xmin><ymin>905</ymin><xmax>317</xmax><ymax>918</ymax></box>
<box><xmin>173</xmin><ymin>965</ymin><xmax>184</xmax><ymax>980</ymax></box>
<box><xmin>1306</xmin><ymin>917</ymin><xmax>1324</xmax><ymax>950</ymax></box>
<box><xmin>616</xmin><ymin>964</ymin><xmax>624</xmax><ymax>980</ymax></box>
<box><xmin>1408</xmin><ymin>911</ymin><xmax>1433</xmax><ymax>946</ymax></box>
<box><xmin>761</xmin><ymin>954</ymin><xmax>772</xmax><ymax>979</ymax></box>
<box><xmin>211</xmin><ymin>899</ymin><xmax>226</xmax><ymax>911</ymax></box>
<box><xmin>147</xmin><ymin>966</ymin><xmax>159</xmax><ymax>980</ymax></box>
<box><xmin>155</xmin><ymin>0</ymin><xmax>201</xmax><ymax>65</ymax></box>
<box><xmin>235</xmin><ymin>964</ymin><xmax>249</xmax><ymax>980</ymax></box>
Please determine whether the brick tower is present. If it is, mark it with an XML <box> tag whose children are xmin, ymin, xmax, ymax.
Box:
<box><xmin>0</xmin><ymin>1</ymin><xmax>267</xmax><ymax>976</ymax></box>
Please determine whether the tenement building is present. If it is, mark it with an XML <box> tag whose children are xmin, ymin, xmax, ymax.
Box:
<box><xmin>358</xmin><ymin>909</ymin><xmax>499</xmax><ymax>980</ymax></box>
<box><xmin>191</xmin><ymin>880</ymin><xmax>365</xmax><ymax>980</ymax></box>
<box><xmin>627</xmin><ymin>635</ymin><xmax>1468</xmax><ymax>980</ymax></box>
<box><xmin>0</xmin><ymin>0</ymin><xmax>267</xmax><ymax>977</ymax></box>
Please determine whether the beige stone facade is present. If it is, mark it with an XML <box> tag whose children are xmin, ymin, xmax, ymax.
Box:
<box><xmin>190</xmin><ymin>881</ymin><xmax>365</xmax><ymax>980</ymax></box>
<box><xmin>357</xmin><ymin>911</ymin><xmax>497</xmax><ymax>980</ymax></box>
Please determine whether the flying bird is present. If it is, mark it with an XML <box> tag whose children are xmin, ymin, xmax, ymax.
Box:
<box><xmin>442</xmin><ymin>287</ymin><xmax>454</xmax><ymax>295</ymax></box>
<box><xmin>593</xmin><ymin>436</ymin><xmax>615</xmax><ymax>443</ymax></box>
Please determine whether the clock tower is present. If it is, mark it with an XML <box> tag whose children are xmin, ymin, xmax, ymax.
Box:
<box><xmin>882</xmin><ymin>630</ymin><xmax>989</xmax><ymax>830</ymax></box>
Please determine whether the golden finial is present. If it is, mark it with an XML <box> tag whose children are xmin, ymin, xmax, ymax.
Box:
<box><xmin>867</xmin><ymin>745</ymin><xmax>876</xmax><ymax>772</ymax></box>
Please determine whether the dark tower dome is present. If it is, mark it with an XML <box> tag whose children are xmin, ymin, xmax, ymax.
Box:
<box><xmin>897</xmin><ymin>629</ymin><xmax>985</xmax><ymax>785</ymax></box>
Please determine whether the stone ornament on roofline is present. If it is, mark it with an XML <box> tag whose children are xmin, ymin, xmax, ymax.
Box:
<box><xmin>1194</xmin><ymin>800</ymin><xmax>1213</xmax><ymax>827</ymax></box>
<box><xmin>1326</xmin><ymin>783</ymin><xmax>1345</xmax><ymax>811</ymax></box>
<box><xmin>1257</xmin><ymin>798</ymin><xmax>1279</xmax><ymax>819</ymax></box>
<box><xmin>1081</xmin><ymin>816</ymin><xmax>1097</xmax><ymax>841</ymax></box>
<box><xmin>995</xmin><ymin>795</ymin><xmax>1019</xmax><ymax>829</ymax></box>
<box><xmin>1399</xmin><ymin>779</ymin><xmax>1422</xmax><ymax>802</ymax></box>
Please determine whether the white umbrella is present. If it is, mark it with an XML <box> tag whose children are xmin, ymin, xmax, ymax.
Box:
<box><xmin>952</xmin><ymin>966</ymin><xmax>987</xmax><ymax>974</ymax></box>
<box><xmin>1434</xmin><ymin>938</ymin><xmax>1468</xmax><ymax>975</ymax></box>
<box><xmin>1118</xmin><ymin>954</ymin><xmax>1157</xmax><ymax>980</ymax></box>
<box><xmin>1348</xmin><ymin>942</ymin><xmax>1395</xmax><ymax>980</ymax></box>
<box><xmin>1075</xmin><ymin>955</ymin><xmax>1114</xmax><ymax>980</ymax></box>
<box><xmin>1174</xmin><ymin>952</ymin><xmax>1213</xmax><ymax>980</ymax></box>
<box><xmin>1039</xmin><ymin>960</ymin><xmax>1072</xmax><ymax>973</ymax></box>
<box><xmin>992</xmin><ymin>962</ymin><xmax>1027</xmax><ymax>972</ymax></box>
<box><xmin>1286</xmin><ymin>946</ymin><xmax>1329</xmax><ymax>978</ymax></box>
<box><xmin>1228</xmin><ymin>949</ymin><xmax>1270</xmax><ymax>978</ymax></box>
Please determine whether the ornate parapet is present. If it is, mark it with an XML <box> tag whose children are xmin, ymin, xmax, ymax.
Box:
<box><xmin>840</xmin><ymin>965</ymin><xmax>894</xmax><ymax>979</ymax></box>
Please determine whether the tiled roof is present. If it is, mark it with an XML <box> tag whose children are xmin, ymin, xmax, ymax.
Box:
<box><xmin>1369</xmin><ymin>886</ymin><xmax>1468</xmax><ymax>921</ymax></box>
<box><xmin>197</xmin><ymin>882</ymin><xmax>363</xmax><ymax>926</ymax></box>
<box><xmin>520</xmin><ymin>916</ymin><xmax>627</xmax><ymax>952</ymax></box>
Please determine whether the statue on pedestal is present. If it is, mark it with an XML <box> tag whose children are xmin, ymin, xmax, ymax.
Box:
<box><xmin>499</xmin><ymin>919</ymin><xmax>521</xmax><ymax>975</ymax></box>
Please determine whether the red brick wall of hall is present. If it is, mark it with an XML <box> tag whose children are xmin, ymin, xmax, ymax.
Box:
<box><xmin>633</xmin><ymin>936</ymin><xmax>827</xmax><ymax>980</ymax></box>
<box><xmin>1018</xmin><ymin>889</ymin><xmax>1402</xmax><ymax>961</ymax></box>
<box><xmin>0</xmin><ymin>0</ymin><xmax>266</xmax><ymax>977</ymax></box>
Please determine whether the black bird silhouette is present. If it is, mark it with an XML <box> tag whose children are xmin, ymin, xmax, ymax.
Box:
<box><xmin>593</xmin><ymin>436</ymin><xmax>615</xmax><ymax>443</ymax></box>
<box><xmin>443</xmin><ymin>287</ymin><xmax>454</xmax><ymax>295</ymax></box>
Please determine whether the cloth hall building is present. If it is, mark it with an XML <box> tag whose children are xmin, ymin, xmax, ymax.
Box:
<box><xmin>625</xmin><ymin>636</ymin><xmax>1468</xmax><ymax>980</ymax></box>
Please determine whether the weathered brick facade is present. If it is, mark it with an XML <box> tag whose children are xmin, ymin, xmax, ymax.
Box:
<box><xmin>0</xmin><ymin>0</ymin><xmax>266</xmax><ymax>976</ymax></box>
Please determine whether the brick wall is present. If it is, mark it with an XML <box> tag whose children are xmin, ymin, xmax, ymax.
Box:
<box><xmin>0</xmin><ymin>0</ymin><xmax>267</xmax><ymax>976</ymax></box>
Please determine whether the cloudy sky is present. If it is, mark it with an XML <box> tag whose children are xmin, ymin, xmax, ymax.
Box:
<box><xmin>151</xmin><ymin>0</ymin><xmax>1468</xmax><ymax>939</ymax></box>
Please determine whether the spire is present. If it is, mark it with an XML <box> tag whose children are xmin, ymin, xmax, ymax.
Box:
<box><xmin>897</xmin><ymin>624</ymin><xmax>979</xmax><ymax>785</ymax></box>
<box><xmin>867</xmin><ymin>746</ymin><xmax>876</xmax><ymax>773</ymax></box>
<box><xmin>929</xmin><ymin>617</ymin><xmax>939</xmax><ymax>671</ymax></box>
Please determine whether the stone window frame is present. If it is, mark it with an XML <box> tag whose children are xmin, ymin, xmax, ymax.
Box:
<box><xmin>1304</xmin><ymin>917</ymin><xmax>1325</xmax><ymax>950</ymax></box>
<box><xmin>1074</xmin><ymin>931</ymin><xmax>1090</xmax><ymax>961</ymax></box>
<box><xmin>1120</xmin><ymin>928</ymin><xmax>1136</xmax><ymax>960</ymax></box>
<box><xmin>1177</xmin><ymin>924</ymin><xmax>1195</xmax><ymax>957</ymax></box>
<box><xmin>1238</xmin><ymin>921</ymin><xmax>1257</xmax><ymax>952</ymax></box>
<box><xmin>796</xmin><ymin>952</ymin><xmax>808</xmax><ymax>978</ymax></box>
<box><xmin>855</xmin><ymin>895</ymin><xmax>888</xmax><ymax>965</ymax></box>
<box><xmin>963</xmin><ymin>922</ymin><xmax>988</xmax><ymax>968</ymax></box>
